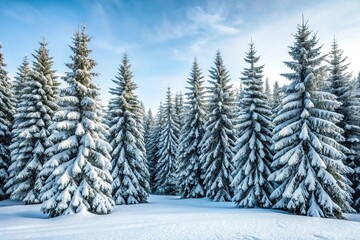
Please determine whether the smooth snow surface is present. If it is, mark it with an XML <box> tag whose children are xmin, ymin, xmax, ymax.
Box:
<box><xmin>0</xmin><ymin>195</ymin><xmax>359</xmax><ymax>240</ymax></box>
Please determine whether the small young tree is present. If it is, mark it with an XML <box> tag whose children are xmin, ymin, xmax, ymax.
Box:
<box><xmin>154</xmin><ymin>88</ymin><xmax>179</xmax><ymax>195</ymax></box>
<box><xmin>108</xmin><ymin>54</ymin><xmax>150</xmax><ymax>204</ymax></box>
<box><xmin>40</xmin><ymin>27</ymin><xmax>114</xmax><ymax>217</ymax></box>
<box><xmin>7</xmin><ymin>38</ymin><xmax>57</xmax><ymax>204</ymax></box>
<box><xmin>177</xmin><ymin>58</ymin><xmax>206</xmax><ymax>198</ymax></box>
<box><xmin>200</xmin><ymin>51</ymin><xmax>236</xmax><ymax>202</ymax></box>
<box><xmin>231</xmin><ymin>42</ymin><xmax>273</xmax><ymax>208</ymax></box>
<box><xmin>269</xmin><ymin>21</ymin><xmax>353</xmax><ymax>218</ymax></box>
<box><xmin>0</xmin><ymin>45</ymin><xmax>15</xmax><ymax>200</ymax></box>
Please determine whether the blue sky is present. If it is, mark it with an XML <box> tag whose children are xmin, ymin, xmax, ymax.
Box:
<box><xmin>1</xmin><ymin>0</ymin><xmax>360</xmax><ymax>111</ymax></box>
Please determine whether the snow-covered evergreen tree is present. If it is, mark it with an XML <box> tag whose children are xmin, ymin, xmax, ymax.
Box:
<box><xmin>0</xmin><ymin>45</ymin><xmax>15</xmax><ymax>200</ymax></box>
<box><xmin>147</xmin><ymin>103</ymin><xmax>163</xmax><ymax>192</ymax></box>
<box><xmin>175</xmin><ymin>92</ymin><xmax>184</xmax><ymax>130</ymax></box>
<box><xmin>269</xmin><ymin>21</ymin><xmax>354</xmax><ymax>218</ymax></box>
<box><xmin>264</xmin><ymin>77</ymin><xmax>271</xmax><ymax>101</ymax></box>
<box><xmin>40</xmin><ymin>27</ymin><xmax>114</xmax><ymax>217</ymax></box>
<box><xmin>144</xmin><ymin>108</ymin><xmax>154</xmax><ymax>160</ymax></box>
<box><xmin>348</xmin><ymin>84</ymin><xmax>360</xmax><ymax>211</ymax></box>
<box><xmin>200</xmin><ymin>51</ymin><xmax>236</xmax><ymax>202</ymax></box>
<box><xmin>328</xmin><ymin>39</ymin><xmax>360</xmax><ymax>212</ymax></box>
<box><xmin>6</xmin><ymin>38</ymin><xmax>58</xmax><ymax>204</ymax></box>
<box><xmin>271</xmin><ymin>81</ymin><xmax>282</xmax><ymax>111</ymax></box>
<box><xmin>154</xmin><ymin>88</ymin><xmax>179</xmax><ymax>195</ymax></box>
<box><xmin>177</xmin><ymin>58</ymin><xmax>206</xmax><ymax>198</ymax></box>
<box><xmin>13</xmin><ymin>56</ymin><xmax>31</xmax><ymax>104</ymax></box>
<box><xmin>231</xmin><ymin>42</ymin><xmax>273</xmax><ymax>208</ymax></box>
<box><xmin>108</xmin><ymin>54</ymin><xmax>150</xmax><ymax>205</ymax></box>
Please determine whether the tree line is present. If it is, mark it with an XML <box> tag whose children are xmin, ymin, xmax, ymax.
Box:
<box><xmin>0</xmin><ymin>20</ymin><xmax>359</xmax><ymax>219</ymax></box>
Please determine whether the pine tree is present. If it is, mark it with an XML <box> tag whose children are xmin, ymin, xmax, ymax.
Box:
<box><xmin>271</xmin><ymin>81</ymin><xmax>282</xmax><ymax>111</ymax></box>
<box><xmin>177</xmin><ymin>58</ymin><xmax>206</xmax><ymax>198</ymax></box>
<box><xmin>13</xmin><ymin>56</ymin><xmax>31</xmax><ymax>104</ymax></box>
<box><xmin>4</xmin><ymin>57</ymin><xmax>30</xmax><ymax>198</ymax></box>
<box><xmin>328</xmin><ymin>39</ymin><xmax>360</xmax><ymax>212</ymax></box>
<box><xmin>154</xmin><ymin>88</ymin><xmax>179</xmax><ymax>195</ymax></box>
<box><xmin>200</xmin><ymin>51</ymin><xmax>236</xmax><ymax>202</ymax></box>
<box><xmin>6</xmin><ymin>38</ymin><xmax>58</xmax><ymax>204</ymax></box>
<box><xmin>264</xmin><ymin>77</ymin><xmax>271</xmax><ymax>100</ymax></box>
<box><xmin>269</xmin><ymin>21</ymin><xmax>354</xmax><ymax>218</ymax></box>
<box><xmin>108</xmin><ymin>54</ymin><xmax>150</xmax><ymax>205</ymax></box>
<box><xmin>0</xmin><ymin>45</ymin><xmax>15</xmax><ymax>200</ymax></box>
<box><xmin>231</xmin><ymin>42</ymin><xmax>273</xmax><ymax>208</ymax></box>
<box><xmin>175</xmin><ymin>92</ymin><xmax>184</xmax><ymax>132</ymax></box>
<box><xmin>349</xmin><ymin>84</ymin><xmax>360</xmax><ymax>211</ymax></box>
<box><xmin>147</xmin><ymin>103</ymin><xmax>163</xmax><ymax>192</ymax></box>
<box><xmin>144</xmin><ymin>108</ymin><xmax>154</xmax><ymax>160</ymax></box>
<box><xmin>40</xmin><ymin>27</ymin><xmax>114</xmax><ymax>217</ymax></box>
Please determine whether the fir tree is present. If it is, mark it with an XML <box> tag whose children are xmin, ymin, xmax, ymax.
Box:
<box><xmin>108</xmin><ymin>54</ymin><xmax>150</xmax><ymax>205</ymax></box>
<box><xmin>264</xmin><ymin>77</ymin><xmax>271</xmax><ymax>100</ymax></box>
<box><xmin>147</xmin><ymin>103</ymin><xmax>163</xmax><ymax>192</ymax></box>
<box><xmin>154</xmin><ymin>88</ymin><xmax>179</xmax><ymax>195</ymax></box>
<box><xmin>231</xmin><ymin>42</ymin><xmax>273</xmax><ymax>208</ymax></box>
<box><xmin>328</xmin><ymin>39</ymin><xmax>360</xmax><ymax>212</ymax></box>
<box><xmin>349</xmin><ymin>83</ymin><xmax>360</xmax><ymax>211</ymax></box>
<box><xmin>144</xmin><ymin>108</ymin><xmax>155</xmax><ymax>146</ymax></box>
<box><xmin>200</xmin><ymin>51</ymin><xmax>236</xmax><ymax>202</ymax></box>
<box><xmin>0</xmin><ymin>45</ymin><xmax>15</xmax><ymax>200</ymax></box>
<box><xmin>40</xmin><ymin>27</ymin><xmax>114</xmax><ymax>217</ymax></box>
<box><xmin>7</xmin><ymin>38</ymin><xmax>58</xmax><ymax>204</ymax></box>
<box><xmin>175</xmin><ymin>92</ymin><xmax>184</xmax><ymax>130</ymax></box>
<box><xmin>13</xmin><ymin>56</ymin><xmax>31</xmax><ymax>104</ymax></box>
<box><xmin>177</xmin><ymin>58</ymin><xmax>206</xmax><ymax>198</ymax></box>
<box><xmin>144</xmin><ymin>109</ymin><xmax>154</xmax><ymax>163</ymax></box>
<box><xmin>269</xmin><ymin>21</ymin><xmax>353</xmax><ymax>218</ymax></box>
<box><xmin>271</xmin><ymin>81</ymin><xmax>282</xmax><ymax>111</ymax></box>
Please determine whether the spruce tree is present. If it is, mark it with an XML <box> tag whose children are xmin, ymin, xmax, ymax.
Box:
<box><xmin>108</xmin><ymin>54</ymin><xmax>150</xmax><ymax>204</ymax></box>
<box><xmin>177</xmin><ymin>58</ymin><xmax>206</xmax><ymax>198</ymax></box>
<box><xmin>4</xmin><ymin>57</ymin><xmax>31</xmax><ymax>197</ymax></box>
<box><xmin>200</xmin><ymin>51</ymin><xmax>236</xmax><ymax>202</ymax></box>
<box><xmin>175</xmin><ymin>92</ymin><xmax>184</xmax><ymax>130</ymax></box>
<box><xmin>264</xmin><ymin>77</ymin><xmax>271</xmax><ymax>100</ymax></box>
<box><xmin>231</xmin><ymin>42</ymin><xmax>273</xmax><ymax>208</ymax></box>
<box><xmin>144</xmin><ymin>109</ymin><xmax>154</xmax><ymax>154</ymax></box>
<box><xmin>154</xmin><ymin>88</ymin><xmax>179</xmax><ymax>195</ymax></box>
<box><xmin>147</xmin><ymin>103</ymin><xmax>163</xmax><ymax>192</ymax></box>
<box><xmin>7</xmin><ymin>38</ymin><xmax>58</xmax><ymax>204</ymax></box>
<box><xmin>0</xmin><ymin>45</ymin><xmax>15</xmax><ymax>200</ymax></box>
<box><xmin>327</xmin><ymin>39</ymin><xmax>360</xmax><ymax>211</ymax></box>
<box><xmin>40</xmin><ymin>27</ymin><xmax>114</xmax><ymax>217</ymax></box>
<box><xmin>269</xmin><ymin>21</ymin><xmax>353</xmax><ymax>218</ymax></box>
<box><xmin>271</xmin><ymin>81</ymin><xmax>282</xmax><ymax>111</ymax></box>
<box><xmin>13</xmin><ymin>56</ymin><xmax>31</xmax><ymax>104</ymax></box>
<box><xmin>349</xmin><ymin>83</ymin><xmax>360</xmax><ymax>211</ymax></box>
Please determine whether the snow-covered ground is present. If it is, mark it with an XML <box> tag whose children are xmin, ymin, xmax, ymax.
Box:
<box><xmin>0</xmin><ymin>195</ymin><xmax>359</xmax><ymax>240</ymax></box>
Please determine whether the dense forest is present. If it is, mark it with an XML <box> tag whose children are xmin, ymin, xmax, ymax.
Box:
<box><xmin>0</xmin><ymin>20</ymin><xmax>359</xmax><ymax>219</ymax></box>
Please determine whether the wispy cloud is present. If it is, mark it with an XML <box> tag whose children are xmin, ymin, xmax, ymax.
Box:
<box><xmin>150</xmin><ymin>5</ymin><xmax>239</xmax><ymax>43</ymax></box>
<box><xmin>1</xmin><ymin>2</ymin><xmax>48</xmax><ymax>24</ymax></box>
<box><xmin>164</xmin><ymin>0</ymin><xmax>360</xmax><ymax>91</ymax></box>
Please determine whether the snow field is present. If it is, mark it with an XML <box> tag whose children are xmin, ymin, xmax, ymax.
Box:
<box><xmin>0</xmin><ymin>195</ymin><xmax>359</xmax><ymax>240</ymax></box>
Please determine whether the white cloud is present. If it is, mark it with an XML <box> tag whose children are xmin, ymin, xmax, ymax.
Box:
<box><xmin>166</xmin><ymin>0</ymin><xmax>360</xmax><ymax>91</ymax></box>
<box><xmin>150</xmin><ymin>5</ymin><xmax>238</xmax><ymax>42</ymax></box>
